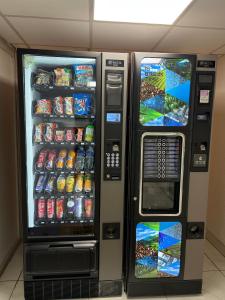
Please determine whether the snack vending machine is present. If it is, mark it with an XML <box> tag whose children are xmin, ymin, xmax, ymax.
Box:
<box><xmin>125</xmin><ymin>53</ymin><xmax>215</xmax><ymax>296</ymax></box>
<box><xmin>17</xmin><ymin>49</ymin><xmax>128</xmax><ymax>299</ymax></box>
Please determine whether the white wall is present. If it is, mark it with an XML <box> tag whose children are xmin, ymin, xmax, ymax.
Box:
<box><xmin>0</xmin><ymin>37</ymin><xmax>20</xmax><ymax>272</ymax></box>
<box><xmin>207</xmin><ymin>55</ymin><xmax>225</xmax><ymax>248</ymax></box>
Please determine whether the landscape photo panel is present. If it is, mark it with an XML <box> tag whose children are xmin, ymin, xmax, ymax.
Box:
<box><xmin>139</xmin><ymin>58</ymin><xmax>192</xmax><ymax>126</ymax></box>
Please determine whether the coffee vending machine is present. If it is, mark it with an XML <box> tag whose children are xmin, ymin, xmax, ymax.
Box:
<box><xmin>17</xmin><ymin>49</ymin><xmax>128</xmax><ymax>299</ymax></box>
<box><xmin>124</xmin><ymin>53</ymin><xmax>215</xmax><ymax>296</ymax></box>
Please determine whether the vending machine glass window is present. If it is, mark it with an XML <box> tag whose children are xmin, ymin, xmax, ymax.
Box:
<box><xmin>22</xmin><ymin>54</ymin><xmax>97</xmax><ymax>237</ymax></box>
<box><xmin>139</xmin><ymin>57</ymin><xmax>192</xmax><ymax>126</ymax></box>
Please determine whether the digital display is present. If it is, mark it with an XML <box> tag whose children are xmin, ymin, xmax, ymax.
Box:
<box><xmin>140</xmin><ymin>58</ymin><xmax>192</xmax><ymax>127</ymax></box>
<box><xmin>106</xmin><ymin>113</ymin><xmax>121</xmax><ymax>122</ymax></box>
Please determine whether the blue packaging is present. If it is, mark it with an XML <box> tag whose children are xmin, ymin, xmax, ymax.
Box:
<box><xmin>73</xmin><ymin>93</ymin><xmax>92</xmax><ymax>116</ymax></box>
<box><xmin>73</xmin><ymin>64</ymin><xmax>94</xmax><ymax>87</ymax></box>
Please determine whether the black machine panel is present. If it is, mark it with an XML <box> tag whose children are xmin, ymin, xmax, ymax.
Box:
<box><xmin>104</xmin><ymin>71</ymin><xmax>124</xmax><ymax>181</ymax></box>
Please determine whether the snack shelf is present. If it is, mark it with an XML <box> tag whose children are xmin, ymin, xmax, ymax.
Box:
<box><xmin>32</xmin><ymin>84</ymin><xmax>96</xmax><ymax>94</ymax></box>
<box><xmin>34</xmin><ymin>192</ymin><xmax>94</xmax><ymax>198</ymax></box>
<box><xmin>33</xmin><ymin>141</ymin><xmax>95</xmax><ymax>146</ymax></box>
<box><xmin>32</xmin><ymin>114</ymin><xmax>95</xmax><ymax>120</ymax></box>
<box><xmin>34</xmin><ymin>170</ymin><xmax>95</xmax><ymax>175</ymax></box>
<box><xmin>36</xmin><ymin>218</ymin><xmax>94</xmax><ymax>226</ymax></box>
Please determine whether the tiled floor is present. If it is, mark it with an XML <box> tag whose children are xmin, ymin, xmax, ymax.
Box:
<box><xmin>1</xmin><ymin>240</ymin><xmax>225</xmax><ymax>299</ymax></box>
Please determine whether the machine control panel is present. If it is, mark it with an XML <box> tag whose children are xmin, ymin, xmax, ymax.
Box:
<box><xmin>191</xmin><ymin>59</ymin><xmax>215</xmax><ymax>172</ymax></box>
<box><xmin>104</xmin><ymin>70</ymin><xmax>124</xmax><ymax>180</ymax></box>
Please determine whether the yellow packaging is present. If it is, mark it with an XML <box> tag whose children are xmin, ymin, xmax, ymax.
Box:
<box><xmin>75</xmin><ymin>174</ymin><xmax>83</xmax><ymax>193</ymax></box>
<box><xmin>84</xmin><ymin>175</ymin><xmax>92</xmax><ymax>193</ymax></box>
<box><xmin>66</xmin><ymin>150</ymin><xmax>76</xmax><ymax>170</ymax></box>
<box><xmin>57</xmin><ymin>175</ymin><xmax>66</xmax><ymax>192</ymax></box>
<box><xmin>66</xmin><ymin>175</ymin><xmax>75</xmax><ymax>193</ymax></box>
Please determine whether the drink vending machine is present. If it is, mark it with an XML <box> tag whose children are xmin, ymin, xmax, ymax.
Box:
<box><xmin>17</xmin><ymin>49</ymin><xmax>128</xmax><ymax>299</ymax></box>
<box><xmin>124</xmin><ymin>53</ymin><xmax>216</xmax><ymax>296</ymax></box>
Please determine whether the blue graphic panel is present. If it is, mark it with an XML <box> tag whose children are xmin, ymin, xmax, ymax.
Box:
<box><xmin>135</xmin><ymin>222</ymin><xmax>182</xmax><ymax>278</ymax></box>
<box><xmin>139</xmin><ymin>58</ymin><xmax>192</xmax><ymax>127</ymax></box>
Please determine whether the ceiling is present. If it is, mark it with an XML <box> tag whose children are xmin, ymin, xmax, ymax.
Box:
<box><xmin>0</xmin><ymin>0</ymin><xmax>225</xmax><ymax>54</ymax></box>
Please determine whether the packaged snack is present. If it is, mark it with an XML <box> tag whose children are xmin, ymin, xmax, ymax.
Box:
<box><xmin>44</xmin><ymin>123</ymin><xmax>57</xmax><ymax>142</ymax></box>
<box><xmin>84</xmin><ymin>175</ymin><xmax>92</xmax><ymax>193</ymax></box>
<box><xmin>35</xmin><ymin>99</ymin><xmax>52</xmax><ymax>115</ymax></box>
<box><xmin>56</xmin><ymin>149</ymin><xmax>67</xmax><ymax>170</ymax></box>
<box><xmin>33</xmin><ymin>123</ymin><xmax>44</xmax><ymax>143</ymax></box>
<box><xmin>84</xmin><ymin>198</ymin><xmax>93</xmax><ymax>218</ymax></box>
<box><xmin>74</xmin><ymin>196</ymin><xmax>82</xmax><ymax>218</ymax></box>
<box><xmin>37</xmin><ymin>198</ymin><xmax>46</xmax><ymax>219</ymax></box>
<box><xmin>64</xmin><ymin>97</ymin><xmax>74</xmax><ymax>115</ymax></box>
<box><xmin>36</xmin><ymin>149</ymin><xmax>48</xmax><ymax>170</ymax></box>
<box><xmin>66</xmin><ymin>197</ymin><xmax>75</xmax><ymax>216</ymax></box>
<box><xmin>65</xmin><ymin>128</ymin><xmax>75</xmax><ymax>143</ymax></box>
<box><xmin>65</xmin><ymin>150</ymin><xmax>76</xmax><ymax>170</ymax></box>
<box><xmin>66</xmin><ymin>175</ymin><xmax>75</xmax><ymax>193</ymax></box>
<box><xmin>45</xmin><ymin>175</ymin><xmax>56</xmax><ymax>193</ymax></box>
<box><xmin>57</xmin><ymin>174</ymin><xmax>66</xmax><ymax>193</ymax></box>
<box><xmin>45</xmin><ymin>150</ymin><xmax>57</xmax><ymax>171</ymax></box>
<box><xmin>73</xmin><ymin>64</ymin><xmax>94</xmax><ymax>87</ymax></box>
<box><xmin>47</xmin><ymin>198</ymin><xmax>55</xmax><ymax>220</ymax></box>
<box><xmin>54</xmin><ymin>68</ymin><xmax>71</xmax><ymax>87</ymax></box>
<box><xmin>54</xmin><ymin>129</ymin><xmax>65</xmax><ymax>143</ymax></box>
<box><xmin>85</xmin><ymin>125</ymin><xmax>94</xmax><ymax>142</ymax></box>
<box><xmin>73</xmin><ymin>93</ymin><xmax>92</xmax><ymax>116</ymax></box>
<box><xmin>56</xmin><ymin>198</ymin><xmax>64</xmax><ymax>219</ymax></box>
<box><xmin>85</xmin><ymin>146</ymin><xmax>94</xmax><ymax>171</ymax></box>
<box><xmin>75</xmin><ymin>174</ymin><xmax>83</xmax><ymax>193</ymax></box>
<box><xmin>53</xmin><ymin>96</ymin><xmax>64</xmax><ymax>115</ymax></box>
<box><xmin>74</xmin><ymin>147</ymin><xmax>85</xmax><ymax>171</ymax></box>
<box><xmin>76</xmin><ymin>128</ymin><xmax>84</xmax><ymax>142</ymax></box>
<box><xmin>35</xmin><ymin>174</ymin><xmax>47</xmax><ymax>193</ymax></box>
<box><xmin>34</xmin><ymin>69</ymin><xmax>52</xmax><ymax>86</ymax></box>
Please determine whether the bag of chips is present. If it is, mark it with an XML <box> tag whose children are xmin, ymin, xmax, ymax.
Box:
<box><xmin>73</xmin><ymin>93</ymin><xmax>92</xmax><ymax>116</ymax></box>
<box><xmin>73</xmin><ymin>64</ymin><xmax>94</xmax><ymax>87</ymax></box>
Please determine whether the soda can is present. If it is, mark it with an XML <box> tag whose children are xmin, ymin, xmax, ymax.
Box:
<box><xmin>37</xmin><ymin>198</ymin><xmax>46</xmax><ymax>219</ymax></box>
<box><xmin>66</xmin><ymin>175</ymin><xmax>75</xmax><ymax>193</ymax></box>
<box><xmin>64</xmin><ymin>97</ymin><xmax>74</xmax><ymax>115</ymax></box>
<box><xmin>74</xmin><ymin>196</ymin><xmax>82</xmax><ymax>218</ymax></box>
<box><xmin>35</xmin><ymin>99</ymin><xmax>52</xmax><ymax>115</ymax></box>
<box><xmin>47</xmin><ymin>198</ymin><xmax>55</xmax><ymax>219</ymax></box>
<box><xmin>45</xmin><ymin>175</ymin><xmax>56</xmax><ymax>193</ymax></box>
<box><xmin>56</xmin><ymin>198</ymin><xmax>64</xmax><ymax>219</ymax></box>
<box><xmin>57</xmin><ymin>174</ymin><xmax>66</xmax><ymax>193</ymax></box>
<box><xmin>46</xmin><ymin>150</ymin><xmax>57</xmax><ymax>170</ymax></box>
<box><xmin>33</xmin><ymin>123</ymin><xmax>44</xmax><ymax>143</ymax></box>
<box><xmin>84</xmin><ymin>198</ymin><xmax>93</xmax><ymax>218</ymax></box>
<box><xmin>36</xmin><ymin>149</ymin><xmax>48</xmax><ymax>170</ymax></box>
<box><xmin>44</xmin><ymin>123</ymin><xmax>56</xmax><ymax>142</ymax></box>
<box><xmin>54</xmin><ymin>96</ymin><xmax>64</xmax><ymax>115</ymax></box>
<box><xmin>66</xmin><ymin>197</ymin><xmax>75</xmax><ymax>216</ymax></box>
<box><xmin>35</xmin><ymin>174</ymin><xmax>47</xmax><ymax>193</ymax></box>
<box><xmin>65</xmin><ymin>128</ymin><xmax>75</xmax><ymax>143</ymax></box>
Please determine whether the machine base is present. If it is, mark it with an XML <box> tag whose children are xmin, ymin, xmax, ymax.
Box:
<box><xmin>126</xmin><ymin>279</ymin><xmax>202</xmax><ymax>297</ymax></box>
<box><xmin>24</xmin><ymin>279</ymin><xmax>122</xmax><ymax>299</ymax></box>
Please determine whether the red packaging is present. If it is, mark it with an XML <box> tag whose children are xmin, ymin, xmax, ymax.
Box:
<box><xmin>36</xmin><ymin>149</ymin><xmax>48</xmax><ymax>170</ymax></box>
<box><xmin>33</xmin><ymin>123</ymin><xmax>44</xmax><ymax>143</ymax></box>
<box><xmin>35</xmin><ymin>99</ymin><xmax>52</xmax><ymax>115</ymax></box>
<box><xmin>54</xmin><ymin>129</ymin><xmax>65</xmax><ymax>143</ymax></box>
<box><xmin>65</xmin><ymin>128</ymin><xmax>75</xmax><ymax>142</ymax></box>
<box><xmin>37</xmin><ymin>198</ymin><xmax>46</xmax><ymax>219</ymax></box>
<box><xmin>56</xmin><ymin>198</ymin><xmax>64</xmax><ymax>219</ymax></box>
<box><xmin>47</xmin><ymin>198</ymin><xmax>55</xmax><ymax>219</ymax></box>
<box><xmin>76</xmin><ymin>128</ymin><xmax>84</xmax><ymax>142</ymax></box>
<box><xmin>54</xmin><ymin>96</ymin><xmax>64</xmax><ymax>115</ymax></box>
<box><xmin>44</xmin><ymin>123</ymin><xmax>57</xmax><ymax>142</ymax></box>
<box><xmin>84</xmin><ymin>199</ymin><xmax>93</xmax><ymax>218</ymax></box>
<box><xmin>46</xmin><ymin>150</ymin><xmax>57</xmax><ymax>170</ymax></box>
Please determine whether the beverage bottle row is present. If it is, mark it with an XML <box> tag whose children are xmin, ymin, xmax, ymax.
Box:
<box><xmin>36</xmin><ymin>196</ymin><xmax>93</xmax><ymax>223</ymax></box>
<box><xmin>35</xmin><ymin>147</ymin><xmax>94</xmax><ymax>172</ymax></box>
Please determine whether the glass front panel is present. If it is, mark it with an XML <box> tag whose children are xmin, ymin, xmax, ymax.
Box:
<box><xmin>23</xmin><ymin>54</ymin><xmax>97</xmax><ymax>236</ymax></box>
<box><xmin>135</xmin><ymin>222</ymin><xmax>182</xmax><ymax>278</ymax></box>
<box><xmin>139</xmin><ymin>57</ymin><xmax>192</xmax><ymax>126</ymax></box>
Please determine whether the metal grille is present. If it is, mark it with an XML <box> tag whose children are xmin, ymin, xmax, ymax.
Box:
<box><xmin>143</xmin><ymin>136</ymin><xmax>181</xmax><ymax>180</ymax></box>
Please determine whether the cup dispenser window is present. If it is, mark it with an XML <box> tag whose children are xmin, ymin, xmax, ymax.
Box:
<box><xmin>139</xmin><ymin>133</ymin><xmax>184</xmax><ymax>216</ymax></box>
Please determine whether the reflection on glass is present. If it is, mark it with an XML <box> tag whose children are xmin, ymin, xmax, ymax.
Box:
<box><xmin>139</xmin><ymin>57</ymin><xmax>192</xmax><ymax>126</ymax></box>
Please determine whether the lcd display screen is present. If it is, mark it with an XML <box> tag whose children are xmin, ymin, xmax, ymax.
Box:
<box><xmin>139</xmin><ymin>57</ymin><xmax>192</xmax><ymax>126</ymax></box>
<box><xmin>106</xmin><ymin>113</ymin><xmax>121</xmax><ymax>122</ymax></box>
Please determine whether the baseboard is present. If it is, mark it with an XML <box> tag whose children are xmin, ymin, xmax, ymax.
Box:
<box><xmin>0</xmin><ymin>239</ymin><xmax>21</xmax><ymax>276</ymax></box>
<box><xmin>206</xmin><ymin>230</ymin><xmax>225</xmax><ymax>257</ymax></box>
